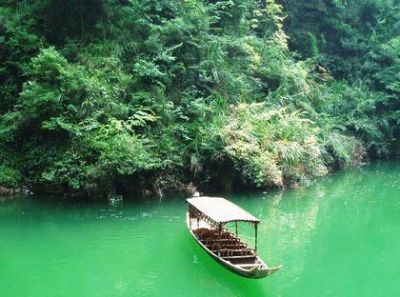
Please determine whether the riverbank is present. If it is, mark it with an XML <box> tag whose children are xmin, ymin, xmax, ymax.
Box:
<box><xmin>0</xmin><ymin>157</ymin><xmax>381</xmax><ymax>201</ymax></box>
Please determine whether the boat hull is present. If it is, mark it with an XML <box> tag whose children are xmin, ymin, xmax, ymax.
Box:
<box><xmin>186</xmin><ymin>213</ymin><xmax>281</xmax><ymax>279</ymax></box>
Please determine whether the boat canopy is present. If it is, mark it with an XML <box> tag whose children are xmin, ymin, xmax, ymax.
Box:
<box><xmin>186</xmin><ymin>197</ymin><xmax>260</xmax><ymax>225</ymax></box>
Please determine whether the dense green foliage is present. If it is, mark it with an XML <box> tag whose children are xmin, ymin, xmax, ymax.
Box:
<box><xmin>283</xmin><ymin>0</ymin><xmax>400</xmax><ymax>155</ymax></box>
<box><xmin>0</xmin><ymin>0</ymin><xmax>399</xmax><ymax>197</ymax></box>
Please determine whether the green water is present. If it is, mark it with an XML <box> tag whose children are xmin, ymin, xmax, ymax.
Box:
<box><xmin>1</xmin><ymin>161</ymin><xmax>399</xmax><ymax>297</ymax></box>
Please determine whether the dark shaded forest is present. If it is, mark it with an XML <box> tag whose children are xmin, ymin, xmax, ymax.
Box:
<box><xmin>1</xmin><ymin>0</ymin><xmax>400</xmax><ymax>198</ymax></box>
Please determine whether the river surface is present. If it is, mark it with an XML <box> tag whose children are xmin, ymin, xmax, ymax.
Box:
<box><xmin>1</xmin><ymin>161</ymin><xmax>399</xmax><ymax>297</ymax></box>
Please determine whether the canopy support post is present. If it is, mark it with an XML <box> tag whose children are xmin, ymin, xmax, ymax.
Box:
<box><xmin>235</xmin><ymin>221</ymin><xmax>238</xmax><ymax>237</ymax></box>
<box><xmin>254</xmin><ymin>223</ymin><xmax>258</xmax><ymax>252</ymax></box>
<box><xmin>218</xmin><ymin>223</ymin><xmax>222</xmax><ymax>257</ymax></box>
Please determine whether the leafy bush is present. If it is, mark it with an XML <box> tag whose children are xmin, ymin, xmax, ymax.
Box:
<box><xmin>203</xmin><ymin>103</ymin><xmax>328</xmax><ymax>188</ymax></box>
<box><xmin>1</xmin><ymin>0</ymin><xmax>399</xmax><ymax>197</ymax></box>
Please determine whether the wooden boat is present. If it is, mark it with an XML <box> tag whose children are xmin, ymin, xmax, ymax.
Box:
<box><xmin>186</xmin><ymin>196</ymin><xmax>281</xmax><ymax>279</ymax></box>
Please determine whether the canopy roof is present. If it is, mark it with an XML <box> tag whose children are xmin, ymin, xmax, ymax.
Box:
<box><xmin>186</xmin><ymin>197</ymin><xmax>260</xmax><ymax>224</ymax></box>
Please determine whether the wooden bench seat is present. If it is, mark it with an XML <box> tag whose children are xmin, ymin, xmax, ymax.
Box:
<box><xmin>212</xmin><ymin>249</ymin><xmax>253</xmax><ymax>257</ymax></box>
<box><xmin>207</xmin><ymin>243</ymin><xmax>247</xmax><ymax>249</ymax></box>
<box><xmin>223</xmin><ymin>255</ymin><xmax>257</xmax><ymax>260</ymax></box>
